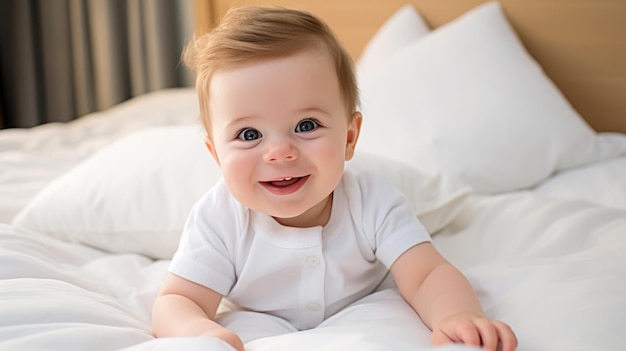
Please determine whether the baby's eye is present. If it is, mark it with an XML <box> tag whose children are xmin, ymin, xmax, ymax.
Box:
<box><xmin>237</xmin><ymin>128</ymin><xmax>262</xmax><ymax>141</ymax></box>
<box><xmin>295</xmin><ymin>119</ymin><xmax>320</xmax><ymax>133</ymax></box>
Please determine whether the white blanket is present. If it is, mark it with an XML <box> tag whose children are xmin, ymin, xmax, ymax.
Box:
<box><xmin>2</xmin><ymin>191</ymin><xmax>625</xmax><ymax>350</ymax></box>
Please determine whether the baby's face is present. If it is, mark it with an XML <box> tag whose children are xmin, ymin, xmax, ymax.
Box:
<box><xmin>205</xmin><ymin>49</ymin><xmax>360</xmax><ymax>227</ymax></box>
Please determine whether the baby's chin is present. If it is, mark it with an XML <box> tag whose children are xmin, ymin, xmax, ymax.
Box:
<box><xmin>265</xmin><ymin>199</ymin><xmax>332</xmax><ymax>228</ymax></box>
<box><xmin>245</xmin><ymin>201</ymin><xmax>306</xmax><ymax>220</ymax></box>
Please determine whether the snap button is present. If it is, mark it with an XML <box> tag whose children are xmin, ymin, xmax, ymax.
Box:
<box><xmin>306</xmin><ymin>256</ymin><xmax>320</xmax><ymax>267</ymax></box>
<box><xmin>306</xmin><ymin>303</ymin><xmax>322</xmax><ymax>311</ymax></box>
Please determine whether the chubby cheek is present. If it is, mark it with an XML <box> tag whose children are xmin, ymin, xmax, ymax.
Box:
<box><xmin>216</xmin><ymin>149</ymin><xmax>257</xmax><ymax>187</ymax></box>
<box><xmin>319</xmin><ymin>143</ymin><xmax>345</xmax><ymax>165</ymax></box>
<box><xmin>321</xmin><ymin>130</ymin><xmax>350</xmax><ymax>158</ymax></box>
<box><xmin>309</xmin><ymin>137</ymin><xmax>348</xmax><ymax>174</ymax></box>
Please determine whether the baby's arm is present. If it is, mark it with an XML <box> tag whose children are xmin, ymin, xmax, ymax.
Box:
<box><xmin>390</xmin><ymin>242</ymin><xmax>517</xmax><ymax>351</ymax></box>
<box><xmin>152</xmin><ymin>273</ymin><xmax>244</xmax><ymax>351</ymax></box>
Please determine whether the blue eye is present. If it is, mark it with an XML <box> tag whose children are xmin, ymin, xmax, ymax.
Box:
<box><xmin>295</xmin><ymin>119</ymin><xmax>320</xmax><ymax>133</ymax></box>
<box><xmin>237</xmin><ymin>128</ymin><xmax>261</xmax><ymax>141</ymax></box>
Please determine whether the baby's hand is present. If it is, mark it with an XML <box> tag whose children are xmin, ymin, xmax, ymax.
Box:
<box><xmin>431</xmin><ymin>313</ymin><xmax>517</xmax><ymax>351</ymax></box>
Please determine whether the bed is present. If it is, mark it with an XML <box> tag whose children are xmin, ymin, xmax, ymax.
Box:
<box><xmin>1</xmin><ymin>0</ymin><xmax>625</xmax><ymax>350</ymax></box>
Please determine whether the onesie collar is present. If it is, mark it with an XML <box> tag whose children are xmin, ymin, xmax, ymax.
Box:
<box><xmin>249</xmin><ymin>177</ymin><xmax>347</xmax><ymax>249</ymax></box>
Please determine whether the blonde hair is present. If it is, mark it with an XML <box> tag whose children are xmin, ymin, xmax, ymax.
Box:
<box><xmin>183</xmin><ymin>6</ymin><xmax>358</xmax><ymax>134</ymax></box>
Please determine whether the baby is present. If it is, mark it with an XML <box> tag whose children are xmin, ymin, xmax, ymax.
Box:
<box><xmin>152</xmin><ymin>6</ymin><xmax>517</xmax><ymax>351</ymax></box>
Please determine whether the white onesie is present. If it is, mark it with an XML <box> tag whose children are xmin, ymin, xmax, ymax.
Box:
<box><xmin>169</xmin><ymin>170</ymin><xmax>431</xmax><ymax>330</ymax></box>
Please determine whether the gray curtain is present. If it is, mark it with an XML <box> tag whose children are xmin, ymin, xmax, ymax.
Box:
<box><xmin>0</xmin><ymin>0</ymin><xmax>195</xmax><ymax>129</ymax></box>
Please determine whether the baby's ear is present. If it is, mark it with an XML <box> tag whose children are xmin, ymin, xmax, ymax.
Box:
<box><xmin>344</xmin><ymin>112</ymin><xmax>362</xmax><ymax>161</ymax></box>
<box><xmin>204</xmin><ymin>136</ymin><xmax>221</xmax><ymax>166</ymax></box>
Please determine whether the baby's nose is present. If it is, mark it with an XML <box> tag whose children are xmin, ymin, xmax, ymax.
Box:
<box><xmin>263</xmin><ymin>138</ymin><xmax>299</xmax><ymax>162</ymax></box>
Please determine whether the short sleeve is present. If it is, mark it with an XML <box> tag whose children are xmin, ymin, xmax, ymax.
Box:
<box><xmin>346</xmin><ymin>171</ymin><xmax>432</xmax><ymax>268</ymax></box>
<box><xmin>169</xmin><ymin>180</ymin><xmax>240</xmax><ymax>295</ymax></box>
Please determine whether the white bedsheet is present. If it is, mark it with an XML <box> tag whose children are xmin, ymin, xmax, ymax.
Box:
<box><xmin>1</xmin><ymin>88</ymin><xmax>625</xmax><ymax>351</ymax></box>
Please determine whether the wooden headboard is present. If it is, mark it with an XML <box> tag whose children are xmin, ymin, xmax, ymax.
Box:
<box><xmin>193</xmin><ymin>0</ymin><xmax>626</xmax><ymax>133</ymax></box>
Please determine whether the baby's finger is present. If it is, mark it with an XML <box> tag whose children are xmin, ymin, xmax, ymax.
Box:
<box><xmin>474</xmin><ymin>319</ymin><xmax>499</xmax><ymax>351</ymax></box>
<box><xmin>494</xmin><ymin>321</ymin><xmax>518</xmax><ymax>351</ymax></box>
<box><xmin>455</xmin><ymin>322</ymin><xmax>482</xmax><ymax>347</ymax></box>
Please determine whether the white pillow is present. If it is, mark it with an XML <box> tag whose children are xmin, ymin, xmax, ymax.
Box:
<box><xmin>357</xmin><ymin>4</ymin><xmax>430</xmax><ymax>74</ymax></box>
<box><xmin>12</xmin><ymin>125</ymin><xmax>470</xmax><ymax>259</ymax></box>
<box><xmin>357</xmin><ymin>1</ymin><xmax>626</xmax><ymax>194</ymax></box>
<box><xmin>13</xmin><ymin>125</ymin><xmax>220</xmax><ymax>259</ymax></box>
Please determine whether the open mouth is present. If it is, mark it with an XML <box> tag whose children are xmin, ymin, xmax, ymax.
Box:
<box><xmin>266</xmin><ymin>177</ymin><xmax>301</xmax><ymax>187</ymax></box>
<box><xmin>261</xmin><ymin>175</ymin><xmax>310</xmax><ymax>194</ymax></box>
